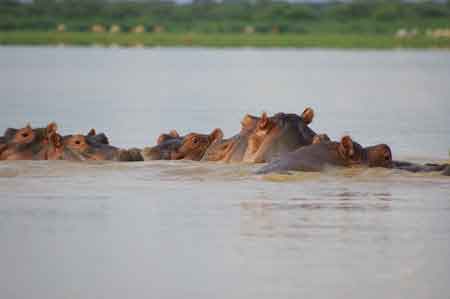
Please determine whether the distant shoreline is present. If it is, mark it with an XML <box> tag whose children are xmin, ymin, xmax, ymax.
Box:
<box><xmin>1</xmin><ymin>32</ymin><xmax>449</xmax><ymax>49</ymax></box>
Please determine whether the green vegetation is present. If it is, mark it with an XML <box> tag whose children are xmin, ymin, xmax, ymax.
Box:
<box><xmin>1</xmin><ymin>31</ymin><xmax>449</xmax><ymax>49</ymax></box>
<box><xmin>1</xmin><ymin>0</ymin><xmax>450</xmax><ymax>48</ymax></box>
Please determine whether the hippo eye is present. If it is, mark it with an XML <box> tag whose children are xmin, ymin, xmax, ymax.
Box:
<box><xmin>75</xmin><ymin>140</ymin><xmax>81</xmax><ymax>145</ymax></box>
<box><xmin>192</xmin><ymin>137</ymin><xmax>198</xmax><ymax>144</ymax></box>
<box><xmin>21</xmin><ymin>133</ymin><xmax>29</xmax><ymax>138</ymax></box>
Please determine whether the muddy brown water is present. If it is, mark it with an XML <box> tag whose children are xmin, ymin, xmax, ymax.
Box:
<box><xmin>1</xmin><ymin>46</ymin><xmax>450</xmax><ymax>299</ymax></box>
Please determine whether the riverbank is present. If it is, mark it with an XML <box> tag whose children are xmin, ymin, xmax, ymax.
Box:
<box><xmin>1</xmin><ymin>31</ymin><xmax>450</xmax><ymax>49</ymax></box>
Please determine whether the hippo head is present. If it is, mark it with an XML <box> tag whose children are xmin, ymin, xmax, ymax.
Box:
<box><xmin>202</xmin><ymin>114</ymin><xmax>261</xmax><ymax>162</ymax></box>
<box><xmin>142</xmin><ymin>130</ymin><xmax>183</xmax><ymax>160</ymax></box>
<box><xmin>363</xmin><ymin>144</ymin><xmax>393</xmax><ymax>168</ymax></box>
<box><xmin>171</xmin><ymin>129</ymin><xmax>223</xmax><ymax>161</ymax></box>
<box><xmin>239</xmin><ymin>114</ymin><xmax>260</xmax><ymax>135</ymax></box>
<box><xmin>201</xmin><ymin>136</ymin><xmax>237</xmax><ymax>162</ymax></box>
<box><xmin>156</xmin><ymin>130</ymin><xmax>181</xmax><ymax>145</ymax></box>
<box><xmin>47</xmin><ymin>128</ymin><xmax>141</xmax><ymax>161</ymax></box>
<box><xmin>335</xmin><ymin>136</ymin><xmax>393</xmax><ymax>168</ymax></box>
<box><xmin>143</xmin><ymin>129</ymin><xmax>223</xmax><ymax>161</ymax></box>
<box><xmin>256</xmin><ymin>135</ymin><xmax>393</xmax><ymax>174</ymax></box>
<box><xmin>243</xmin><ymin>107</ymin><xmax>316</xmax><ymax>163</ymax></box>
<box><xmin>0</xmin><ymin>122</ymin><xmax>58</xmax><ymax>160</ymax></box>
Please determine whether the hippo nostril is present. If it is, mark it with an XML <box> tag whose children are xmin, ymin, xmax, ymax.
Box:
<box><xmin>22</xmin><ymin>133</ymin><xmax>29</xmax><ymax>138</ymax></box>
<box><xmin>75</xmin><ymin>140</ymin><xmax>81</xmax><ymax>145</ymax></box>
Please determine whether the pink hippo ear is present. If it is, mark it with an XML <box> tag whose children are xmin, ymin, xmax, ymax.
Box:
<box><xmin>301</xmin><ymin>107</ymin><xmax>314</xmax><ymax>125</ymax></box>
<box><xmin>46</xmin><ymin>122</ymin><xmax>58</xmax><ymax>136</ymax></box>
<box><xmin>88</xmin><ymin>128</ymin><xmax>97</xmax><ymax>136</ymax></box>
<box><xmin>208</xmin><ymin>128</ymin><xmax>223</xmax><ymax>143</ymax></box>
<box><xmin>259</xmin><ymin>112</ymin><xmax>270</xmax><ymax>129</ymax></box>
<box><xmin>339</xmin><ymin>136</ymin><xmax>354</xmax><ymax>158</ymax></box>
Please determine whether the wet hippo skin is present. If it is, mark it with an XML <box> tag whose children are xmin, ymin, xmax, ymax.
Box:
<box><xmin>202</xmin><ymin>114</ymin><xmax>261</xmax><ymax>163</ymax></box>
<box><xmin>243</xmin><ymin>108</ymin><xmax>317</xmax><ymax>163</ymax></box>
<box><xmin>142</xmin><ymin>128</ymin><xmax>223</xmax><ymax>161</ymax></box>
<box><xmin>0</xmin><ymin>122</ymin><xmax>58</xmax><ymax>160</ymax></box>
<box><xmin>256</xmin><ymin>136</ymin><xmax>392</xmax><ymax>174</ymax></box>
<box><xmin>47</xmin><ymin>128</ymin><xmax>143</xmax><ymax>161</ymax></box>
<box><xmin>391</xmin><ymin>160</ymin><xmax>450</xmax><ymax>176</ymax></box>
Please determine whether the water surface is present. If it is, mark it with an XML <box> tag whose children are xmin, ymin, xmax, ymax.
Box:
<box><xmin>0</xmin><ymin>46</ymin><xmax>449</xmax><ymax>299</ymax></box>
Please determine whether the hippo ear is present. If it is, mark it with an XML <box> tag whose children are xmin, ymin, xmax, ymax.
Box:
<box><xmin>339</xmin><ymin>136</ymin><xmax>354</xmax><ymax>158</ymax></box>
<box><xmin>241</xmin><ymin>114</ymin><xmax>254</xmax><ymax>127</ymax></box>
<box><xmin>169</xmin><ymin>130</ymin><xmax>180</xmax><ymax>138</ymax></box>
<box><xmin>88</xmin><ymin>128</ymin><xmax>96</xmax><ymax>136</ymax></box>
<box><xmin>259</xmin><ymin>112</ymin><xmax>269</xmax><ymax>129</ymax></box>
<box><xmin>208</xmin><ymin>128</ymin><xmax>223</xmax><ymax>143</ymax></box>
<box><xmin>46</xmin><ymin>122</ymin><xmax>58</xmax><ymax>136</ymax></box>
<box><xmin>301</xmin><ymin>107</ymin><xmax>314</xmax><ymax>125</ymax></box>
<box><xmin>49</xmin><ymin>132</ymin><xmax>63</xmax><ymax>148</ymax></box>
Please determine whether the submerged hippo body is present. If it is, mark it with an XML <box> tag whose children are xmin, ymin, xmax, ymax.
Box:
<box><xmin>256</xmin><ymin>136</ymin><xmax>392</xmax><ymax>174</ymax></box>
<box><xmin>391</xmin><ymin>160</ymin><xmax>450</xmax><ymax>176</ymax></box>
<box><xmin>0</xmin><ymin>123</ymin><xmax>58</xmax><ymax>160</ymax></box>
<box><xmin>47</xmin><ymin>128</ymin><xmax>143</xmax><ymax>161</ymax></box>
<box><xmin>243</xmin><ymin>108</ymin><xmax>317</xmax><ymax>163</ymax></box>
<box><xmin>142</xmin><ymin>129</ymin><xmax>223</xmax><ymax>161</ymax></box>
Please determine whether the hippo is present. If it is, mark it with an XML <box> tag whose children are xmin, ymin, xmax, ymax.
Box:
<box><xmin>47</xmin><ymin>128</ymin><xmax>143</xmax><ymax>161</ymax></box>
<box><xmin>242</xmin><ymin>108</ymin><xmax>317</xmax><ymax>163</ymax></box>
<box><xmin>142</xmin><ymin>128</ymin><xmax>223</xmax><ymax>161</ymax></box>
<box><xmin>0</xmin><ymin>122</ymin><xmax>58</xmax><ymax>160</ymax></box>
<box><xmin>391</xmin><ymin>160</ymin><xmax>450</xmax><ymax>175</ymax></box>
<box><xmin>156</xmin><ymin>130</ymin><xmax>181</xmax><ymax>145</ymax></box>
<box><xmin>142</xmin><ymin>130</ymin><xmax>183</xmax><ymax>160</ymax></box>
<box><xmin>256</xmin><ymin>136</ymin><xmax>392</xmax><ymax>174</ymax></box>
<box><xmin>201</xmin><ymin>114</ymin><xmax>261</xmax><ymax>163</ymax></box>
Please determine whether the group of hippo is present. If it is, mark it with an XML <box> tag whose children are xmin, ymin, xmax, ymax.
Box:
<box><xmin>1</xmin><ymin>108</ymin><xmax>449</xmax><ymax>176</ymax></box>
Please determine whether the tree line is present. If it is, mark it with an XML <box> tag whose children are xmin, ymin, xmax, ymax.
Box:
<box><xmin>1</xmin><ymin>0</ymin><xmax>450</xmax><ymax>34</ymax></box>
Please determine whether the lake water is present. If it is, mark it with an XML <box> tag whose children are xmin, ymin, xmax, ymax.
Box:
<box><xmin>0</xmin><ymin>46</ymin><xmax>449</xmax><ymax>299</ymax></box>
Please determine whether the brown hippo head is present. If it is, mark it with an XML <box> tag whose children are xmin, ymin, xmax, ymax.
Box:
<box><xmin>239</xmin><ymin>114</ymin><xmax>260</xmax><ymax>135</ymax></box>
<box><xmin>363</xmin><ymin>144</ymin><xmax>393</xmax><ymax>168</ymax></box>
<box><xmin>171</xmin><ymin>128</ymin><xmax>223</xmax><ymax>160</ymax></box>
<box><xmin>156</xmin><ymin>130</ymin><xmax>181</xmax><ymax>145</ymax></box>
<box><xmin>142</xmin><ymin>129</ymin><xmax>223</xmax><ymax>161</ymax></box>
<box><xmin>202</xmin><ymin>114</ymin><xmax>261</xmax><ymax>163</ymax></box>
<box><xmin>334</xmin><ymin>137</ymin><xmax>393</xmax><ymax>168</ymax></box>
<box><xmin>142</xmin><ymin>130</ymin><xmax>184</xmax><ymax>160</ymax></box>
<box><xmin>47</xmin><ymin>129</ymin><xmax>142</xmax><ymax>161</ymax></box>
<box><xmin>256</xmin><ymin>135</ymin><xmax>393</xmax><ymax>174</ymax></box>
<box><xmin>243</xmin><ymin>108</ymin><xmax>317</xmax><ymax>163</ymax></box>
<box><xmin>0</xmin><ymin>122</ymin><xmax>58</xmax><ymax>160</ymax></box>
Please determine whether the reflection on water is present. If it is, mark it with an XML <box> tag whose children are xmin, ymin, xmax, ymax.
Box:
<box><xmin>1</xmin><ymin>47</ymin><xmax>450</xmax><ymax>299</ymax></box>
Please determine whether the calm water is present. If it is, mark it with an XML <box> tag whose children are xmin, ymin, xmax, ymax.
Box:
<box><xmin>1</xmin><ymin>46</ymin><xmax>450</xmax><ymax>299</ymax></box>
